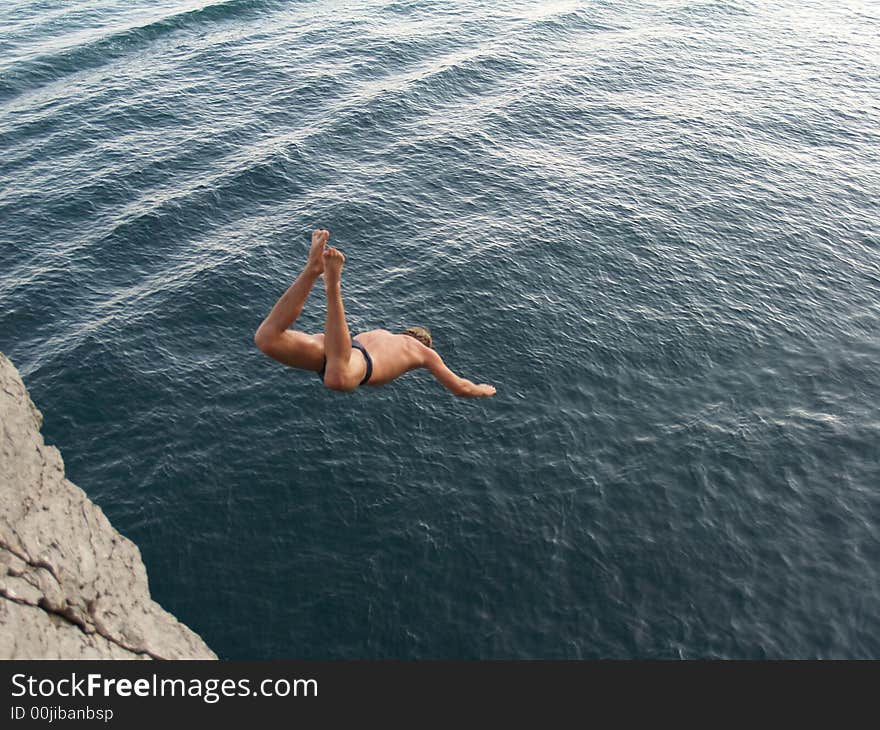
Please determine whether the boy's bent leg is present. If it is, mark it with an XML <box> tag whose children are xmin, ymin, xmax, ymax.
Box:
<box><xmin>321</xmin><ymin>247</ymin><xmax>357</xmax><ymax>391</ymax></box>
<box><xmin>254</xmin><ymin>266</ymin><xmax>320</xmax><ymax>346</ymax></box>
<box><xmin>254</xmin><ymin>229</ymin><xmax>328</xmax><ymax>369</ymax></box>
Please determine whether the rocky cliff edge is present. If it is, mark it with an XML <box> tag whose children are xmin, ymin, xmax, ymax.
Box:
<box><xmin>0</xmin><ymin>352</ymin><xmax>216</xmax><ymax>659</ymax></box>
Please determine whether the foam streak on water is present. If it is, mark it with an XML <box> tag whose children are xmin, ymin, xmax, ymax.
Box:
<box><xmin>1</xmin><ymin>0</ymin><xmax>879</xmax><ymax>658</ymax></box>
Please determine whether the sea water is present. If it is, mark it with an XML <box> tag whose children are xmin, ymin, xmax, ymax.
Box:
<box><xmin>1</xmin><ymin>0</ymin><xmax>878</xmax><ymax>658</ymax></box>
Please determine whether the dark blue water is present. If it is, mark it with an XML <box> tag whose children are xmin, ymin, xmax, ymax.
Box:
<box><xmin>2</xmin><ymin>0</ymin><xmax>878</xmax><ymax>658</ymax></box>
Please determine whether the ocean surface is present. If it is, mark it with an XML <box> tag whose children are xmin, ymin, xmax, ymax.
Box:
<box><xmin>1</xmin><ymin>0</ymin><xmax>878</xmax><ymax>659</ymax></box>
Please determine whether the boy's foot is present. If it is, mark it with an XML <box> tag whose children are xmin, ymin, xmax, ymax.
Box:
<box><xmin>308</xmin><ymin>229</ymin><xmax>329</xmax><ymax>273</ymax></box>
<box><xmin>323</xmin><ymin>247</ymin><xmax>345</xmax><ymax>282</ymax></box>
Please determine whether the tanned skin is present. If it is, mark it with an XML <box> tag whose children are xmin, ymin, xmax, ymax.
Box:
<box><xmin>254</xmin><ymin>229</ymin><xmax>496</xmax><ymax>397</ymax></box>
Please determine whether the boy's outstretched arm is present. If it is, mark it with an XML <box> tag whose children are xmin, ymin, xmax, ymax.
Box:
<box><xmin>422</xmin><ymin>349</ymin><xmax>496</xmax><ymax>397</ymax></box>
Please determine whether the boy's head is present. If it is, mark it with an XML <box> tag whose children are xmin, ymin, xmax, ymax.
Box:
<box><xmin>402</xmin><ymin>326</ymin><xmax>432</xmax><ymax>348</ymax></box>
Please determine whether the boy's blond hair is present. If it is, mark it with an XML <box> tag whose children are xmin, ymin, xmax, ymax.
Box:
<box><xmin>402</xmin><ymin>326</ymin><xmax>432</xmax><ymax>348</ymax></box>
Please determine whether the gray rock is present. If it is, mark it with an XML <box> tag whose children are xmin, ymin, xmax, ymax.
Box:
<box><xmin>0</xmin><ymin>352</ymin><xmax>216</xmax><ymax>659</ymax></box>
